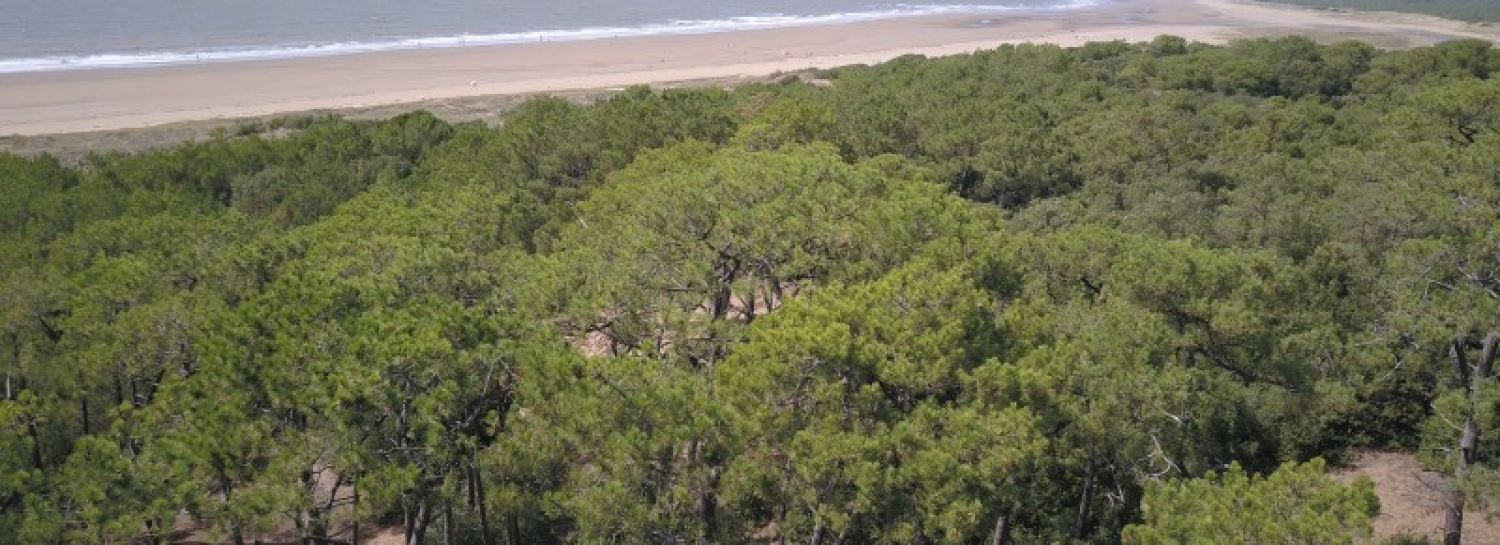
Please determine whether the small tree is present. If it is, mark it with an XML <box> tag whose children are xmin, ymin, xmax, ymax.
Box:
<box><xmin>1123</xmin><ymin>459</ymin><xmax>1378</xmax><ymax>545</ymax></box>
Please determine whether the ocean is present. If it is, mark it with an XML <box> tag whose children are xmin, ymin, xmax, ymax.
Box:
<box><xmin>0</xmin><ymin>0</ymin><xmax>1098</xmax><ymax>73</ymax></box>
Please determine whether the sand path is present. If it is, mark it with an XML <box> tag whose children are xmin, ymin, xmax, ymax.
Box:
<box><xmin>1336</xmin><ymin>452</ymin><xmax>1500</xmax><ymax>544</ymax></box>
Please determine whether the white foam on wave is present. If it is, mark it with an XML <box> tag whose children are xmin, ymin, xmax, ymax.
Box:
<box><xmin>0</xmin><ymin>1</ymin><xmax>1102</xmax><ymax>74</ymax></box>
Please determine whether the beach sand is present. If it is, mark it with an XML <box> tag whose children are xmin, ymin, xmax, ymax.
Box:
<box><xmin>0</xmin><ymin>0</ymin><xmax>1495</xmax><ymax>141</ymax></box>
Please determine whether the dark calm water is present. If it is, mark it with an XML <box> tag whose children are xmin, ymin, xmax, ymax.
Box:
<box><xmin>0</xmin><ymin>0</ymin><xmax>1100</xmax><ymax>73</ymax></box>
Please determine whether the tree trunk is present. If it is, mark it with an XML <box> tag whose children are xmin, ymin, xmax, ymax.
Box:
<box><xmin>222</xmin><ymin>475</ymin><xmax>246</xmax><ymax>545</ymax></box>
<box><xmin>1452</xmin><ymin>335</ymin><xmax>1470</xmax><ymax>387</ymax></box>
<box><xmin>1479</xmin><ymin>333</ymin><xmax>1498</xmax><ymax>381</ymax></box>
<box><xmin>769</xmin><ymin>277</ymin><xmax>785</xmax><ymax>312</ymax></box>
<box><xmin>473</xmin><ymin>454</ymin><xmax>492</xmax><ymax>545</ymax></box>
<box><xmin>294</xmin><ymin>509</ymin><xmax>308</xmax><ymax>545</ymax></box>
<box><xmin>1447</xmin><ymin>412</ymin><xmax>1482</xmax><ymax>545</ymax></box>
<box><xmin>809</xmin><ymin>518</ymin><xmax>826</xmax><ymax>545</ymax></box>
<box><xmin>775</xmin><ymin>504</ymin><xmax>788</xmax><ymax>545</ymax></box>
<box><xmin>1444</xmin><ymin>514</ymin><xmax>1463</xmax><ymax>545</ymax></box>
<box><xmin>5</xmin><ymin>333</ymin><xmax>16</xmax><ymax>401</ymax></box>
<box><xmin>745</xmin><ymin>287</ymin><xmax>758</xmax><ymax>323</ymax></box>
<box><xmin>403</xmin><ymin>505</ymin><xmax>414</xmax><ymax>545</ymax></box>
<box><xmin>144</xmin><ymin>517</ymin><xmax>165</xmax><ymax>545</ymax></box>
<box><xmin>989</xmin><ymin>512</ymin><xmax>1011</xmax><ymax>545</ymax></box>
<box><xmin>1444</xmin><ymin>330</ymin><xmax>1496</xmax><ymax>545</ymax></box>
<box><xmin>467</xmin><ymin>464</ymin><xmax>477</xmax><ymax>508</ymax></box>
<box><xmin>712</xmin><ymin>283</ymin><xmax>732</xmax><ymax>321</ymax></box>
<box><xmin>1445</xmin><ymin>463</ymin><xmax>1465</xmax><ymax>545</ymax></box>
<box><xmin>352</xmin><ymin>473</ymin><xmax>361</xmax><ymax>545</ymax></box>
<box><xmin>443</xmin><ymin>506</ymin><xmax>454</xmax><ymax>545</ymax></box>
<box><xmin>406</xmin><ymin>502</ymin><xmax>430</xmax><ymax>545</ymax></box>
<box><xmin>300</xmin><ymin>471</ymin><xmax>335</xmax><ymax>545</ymax></box>
<box><xmin>27</xmin><ymin>416</ymin><xmax>43</xmax><ymax>469</ymax></box>
<box><xmin>1075</xmin><ymin>458</ymin><xmax>1097</xmax><ymax>540</ymax></box>
<box><xmin>711</xmin><ymin>258</ymin><xmax>741</xmax><ymax>321</ymax></box>
<box><xmin>505</xmin><ymin>515</ymin><xmax>521</xmax><ymax>545</ymax></box>
<box><xmin>698</xmin><ymin>486</ymin><xmax>718</xmax><ymax>542</ymax></box>
<box><xmin>693</xmin><ymin>439</ymin><xmax>718</xmax><ymax>543</ymax></box>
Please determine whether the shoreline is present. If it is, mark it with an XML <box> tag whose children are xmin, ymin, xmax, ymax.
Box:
<box><xmin>1</xmin><ymin>0</ymin><xmax>1495</xmax><ymax>140</ymax></box>
<box><xmin>0</xmin><ymin>1</ymin><xmax>1109</xmax><ymax>75</ymax></box>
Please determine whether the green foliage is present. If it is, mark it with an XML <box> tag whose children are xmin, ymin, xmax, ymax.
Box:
<box><xmin>732</xmin><ymin>85</ymin><xmax>839</xmax><ymax>150</ymax></box>
<box><xmin>5</xmin><ymin>34</ymin><xmax>1500</xmax><ymax>544</ymax></box>
<box><xmin>555</xmin><ymin>141</ymin><xmax>986</xmax><ymax>366</ymax></box>
<box><xmin>717</xmin><ymin>258</ymin><xmax>1043</xmax><ymax>543</ymax></box>
<box><xmin>1124</xmin><ymin>459</ymin><xmax>1378</xmax><ymax>545</ymax></box>
<box><xmin>1258</xmin><ymin>0</ymin><xmax>1500</xmax><ymax>22</ymax></box>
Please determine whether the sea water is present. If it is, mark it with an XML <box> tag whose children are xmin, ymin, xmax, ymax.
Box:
<box><xmin>0</xmin><ymin>0</ymin><xmax>1100</xmax><ymax>73</ymax></box>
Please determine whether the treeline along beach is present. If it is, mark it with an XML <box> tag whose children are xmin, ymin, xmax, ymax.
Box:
<box><xmin>5</xmin><ymin>29</ymin><xmax>1500</xmax><ymax>543</ymax></box>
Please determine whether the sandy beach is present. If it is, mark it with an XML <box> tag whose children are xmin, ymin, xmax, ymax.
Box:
<box><xmin>0</xmin><ymin>0</ymin><xmax>1495</xmax><ymax>138</ymax></box>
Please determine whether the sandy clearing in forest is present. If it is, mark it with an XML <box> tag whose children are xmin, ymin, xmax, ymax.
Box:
<box><xmin>1335</xmin><ymin>452</ymin><xmax>1500</xmax><ymax>544</ymax></box>
<box><xmin>0</xmin><ymin>0</ymin><xmax>1495</xmax><ymax>140</ymax></box>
